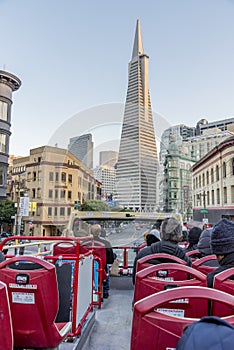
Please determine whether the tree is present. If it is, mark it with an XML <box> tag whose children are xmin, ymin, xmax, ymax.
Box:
<box><xmin>0</xmin><ymin>200</ymin><xmax>16</xmax><ymax>232</ymax></box>
<box><xmin>82</xmin><ymin>200</ymin><xmax>110</xmax><ymax>211</ymax></box>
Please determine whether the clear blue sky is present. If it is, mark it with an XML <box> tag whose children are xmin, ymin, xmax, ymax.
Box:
<box><xmin>1</xmin><ymin>0</ymin><xmax>234</xmax><ymax>159</ymax></box>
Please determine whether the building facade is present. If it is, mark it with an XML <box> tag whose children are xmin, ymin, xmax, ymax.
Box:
<box><xmin>94</xmin><ymin>165</ymin><xmax>116</xmax><ymax>199</ymax></box>
<box><xmin>0</xmin><ymin>70</ymin><xmax>21</xmax><ymax>199</ymax></box>
<box><xmin>7</xmin><ymin>146</ymin><xmax>101</xmax><ymax>236</ymax></box>
<box><xmin>163</xmin><ymin>134</ymin><xmax>196</xmax><ymax>221</ymax></box>
<box><xmin>192</xmin><ymin>136</ymin><xmax>234</xmax><ymax>224</ymax></box>
<box><xmin>68</xmin><ymin>133</ymin><xmax>93</xmax><ymax>169</ymax></box>
<box><xmin>99</xmin><ymin>151</ymin><xmax>118</xmax><ymax>167</ymax></box>
<box><xmin>116</xmin><ymin>20</ymin><xmax>158</xmax><ymax>211</ymax></box>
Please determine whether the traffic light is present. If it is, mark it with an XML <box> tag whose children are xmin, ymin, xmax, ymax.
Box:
<box><xmin>20</xmin><ymin>220</ymin><xmax>25</xmax><ymax>234</ymax></box>
<box><xmin>74</xmin><ymin>200</ymin><xmax>81</xmax><ymax>210</ymax></box>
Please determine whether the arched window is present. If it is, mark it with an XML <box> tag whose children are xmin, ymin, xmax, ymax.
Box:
<box><xmin>216</xmin><ymin>165</ymin><xmax>219</xmax><ymax>181</ymax></box>
<box><xmin>211</xmin><ymin>168</ymin><xmax>214</xmax><ymax>183</ymax></box>
<box><xmin>206</xmin><ymin>170</ymin><xmax>209</xmax><ymax>185</ymax></box>
<box><xmin>223</xmin><ymin>162</ymin><xmax>226</xmax><ymax>178</ymax></box>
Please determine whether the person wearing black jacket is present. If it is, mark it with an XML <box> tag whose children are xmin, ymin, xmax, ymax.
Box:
<box><xmin>91</xmin><ymin>224</ymin><xmax>114</xmax><ymax>298</ymax></box>
<box><xmin>207</xmin><ymin>219</ymin><xmax>234</xmax><ymax>288</ymax></box>
<box><xmin>132</xmin><ymin>217</ymin><xmax>192</xmax><ymax>284</ymax></box>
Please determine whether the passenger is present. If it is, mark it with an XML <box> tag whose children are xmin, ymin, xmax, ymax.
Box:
<box><xmin>132</xmin><ymin>218</ymin><xmax>192</xmax><ymax>284</ymax></box>
<box><xmin>207</xmin><ymin>218</ymin><xmax>234</xmax><ymax>288</ymax></box>
<box><xmin>145</xmin><ymin>229</ymin><xmax>161</xmax><ymax>246</ymax></box>
<box><xmin>91</xmin><ymin>224</ymin><xmax>115</xmax><ymax>299</ymax></box>
<box><xmin>197</xmin><ymin>228</ymin><xmax>213</xmax><ymax>256</ymax></box>
<box><xmin>184</xmin><ymin>226</ymin><xmax>202</xmax><ymax>252</ymax></box>
<box><xmin>176</xmin><ymin>316</ymin><xmax>234</xmax><ymax>350</ymax></box>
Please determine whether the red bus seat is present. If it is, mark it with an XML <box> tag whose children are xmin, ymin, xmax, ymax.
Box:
<box><xmin>80</xmin><ymin>239</ymin><xmax>107</xmax><ymax>279</ymax></box>
<box><xmin>52</xmin><ymin>241</ymin><xmax>77</xmax><ymax>256</ymax></box>
<box><xmin>131</xmin><ymin>286</ymin><xmax>234</xmax><ymax>350</ymax></box>
<box><xmin>192</xmin><ymin>255</ymin><xmax>218</xmax><ymax>275</ymax></box>
<box><xmin>186</xmin><ymin>249</ymin><xmax>201</xmax><ymax>261</ymax></box>
<box><xmin>0</xmin><ymin>256</ymin><xmax>71</xmax><ymax>349</ymax></box>
<box><xmin>134</xmin><ymin>263</ymin><xmax>206</xmax><ymax>303</ymax></box>
<box><xmin>137</xmin><ymin>242</ymin><xmax>146</xmax><ymax>252</ymax></box>
<box><xmin>136</xmin><ymin>253</ymin><xmax>187</xmax><ymax>280</ymax></box>
<box><xmin>213</xmin><ymin>267</ymin><xmax>234</xmax><ymax>317</ymax></box>
<box><xmin>0</xmin><ymin>281</ymin><xmax>13</xmax><ymax>350</ymax></box>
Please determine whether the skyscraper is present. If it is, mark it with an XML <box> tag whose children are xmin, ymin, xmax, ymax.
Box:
<box><xmin>116</xmin><ymin>20</ymin><xmax>158</xmax><ymax>211</ymax></box>
<box><xmin>68</xmin><ymin>133</ymin><xmax>93</xmax><ymax>169</ymax></box>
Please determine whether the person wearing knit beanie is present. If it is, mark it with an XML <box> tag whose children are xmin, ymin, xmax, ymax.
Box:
<box><xmin>207</xmin><ymin>218</ymin><xmax>234</xmax><ymax>287</ymax></box>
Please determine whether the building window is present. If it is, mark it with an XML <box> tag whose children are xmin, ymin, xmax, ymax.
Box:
<box><xmin>67</xmin><ymin>207</ymin><xmax>71</xmax><ymax>216</ymax></box>
<box><xmin>37</xmin><ymin>188</ymin><xmax>41</xmax><ymax>198</ymax></box>
<box><xmin>223</xmin><ymin>162</ymin><xmax>226</xmax><ymax>178</ymax></box>
<box><xmin>211</xmin><ymin>190</ymin><xmax>214</xmax><ymax>205</ymax></box>
<box><xmin>68</xmin><ymin>191</ymin><xmax>72</xmax><ymax>199</ymax></box>
<box><xmin>232</xmin><ymin>159</ymin><xmax>234</xmax><ymax>176</ymax></box>
<box><xmin>55</xmin><ymin>189</ymin><xmax>58</xmax><ymax>199</ymax></box>
<box><xmin>0</xmin><ymin>133</ymin><xmax>6</xmax><ymax>153</ymax></box>
<box><xmin>48</xmin><ymin>207</ymin><xmax>52</xmax><ymax>216</ymax></box>
<box><xmin>206</xmin><ymin>171</ymin><xmax>209</xmax><ymax>185</ymax></box>
<box><xmin>224</xmin><ymin>187</ymin><xmax>227</xmax><ymax>204</ymax></box>
<box><xmin>49</xmin><ymin>172</ymin><xmax>54</xmax><ymax>181</ymax></box>
<box><xmin>231</xmin><ymin>186</ymin><xmax>234</xmax><ymax>203</ymax></box>
<box><xmin>217</xmin><ymin>188</ymin><xmax>220</xmax><ymax>205</ymax></box>
<box><xmin>60</xmin><ymin>207</ymin><xmax>65</xmax><ymax>216</ymax></box>
<box><xmin>199</xmin><ymin>175</ymin><xmax>201</xmax><ymax>188</ymax></box>
<box><xmin>68</xmin><ymin>174</ymin><xmax>72</xmax><ymax>183</ymax></box>
<box><xmin>60</xmin><ymin>190</ymin><xmax>66</xmax><ymax>198</ymax></box>
<box><xmin>202</xmin><ymin>173</ymin><xmax>205</xmax><ymax>187</ymax></box>
<box><xmin>48</xmin><ymin>190</ymin><xmax>53</xmax><ymax>198</ymax></box>
<box><xmin>211</xmin><ymin>168</ymin><xmax>214</xmax><ymax>183</ymax></box>
<box><xmin>33</xmin><ymin>172</ymin><xmax>36</xmax><ymax>181</ymax></box>
<box><xmin>216</xmin><ymin>165</ymin><xmax>219</xmax><ymax>181</ymax></box>
<box><xmin>55</xmin><ymin>172</ymin><xmax>59</xmax><ymax>182</ymax></box>
<box><xmin>207</xmin><ymin>191</ymin><xmax>210</xmax><ymax>206</ymax></box>
<box><xmin>54</xmin><ymin>207</ymin><xmax>57</xmax><ymax>216</ymax></box>
<box><xmin>0</xmin><ymin>101</ymin><xmax>8</xmax><ymax>121</ymax></box>
<box><xmin>0</xmin><ymin>167</ymin><xmax>4</xmax><ymax>186</ymax></box>
<box><xmin>61</xmin><ymin>172</ymin><xmax>66</xmax><ymax>182</ymax></box>
<box><xmin>32</xmin><ymin>189</ymin><xmax>36</xmax><ymax>198</ymax></box>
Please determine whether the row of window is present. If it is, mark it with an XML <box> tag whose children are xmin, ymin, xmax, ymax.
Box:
<box><xmin>48</xmin><ymin>207</ymin><xmax>71</xmax><ymax>217</ymax></box>
<box><xmin>194</xmin><ymin>185</ymin><xmax>234</xmax><ymax>206</ymax></box>
<box><xmin>194</xmin><ymin>159</ymin><xmax>234</xmax><ymax>189</ymax></box>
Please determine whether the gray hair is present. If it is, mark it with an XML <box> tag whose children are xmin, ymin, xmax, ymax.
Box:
<box><xmin>91</xmin><ymin>224</ymin><xmax>101</xmax><ymax>237</ymax></box>
<box><xmin>161</xmin><ymin>218</ymin><xmax>182</xmax><ymax>243</ymax></box>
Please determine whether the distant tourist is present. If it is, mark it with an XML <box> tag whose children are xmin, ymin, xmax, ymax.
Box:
<box><xmin>91</xmin><ymin>224</ymin><xmax>114</xmax><ymax>298</ymax></box>
<box><xmin>184</xmin><ymin>226</ymin><xmax>202</xmax><ymax>252</ymax></box>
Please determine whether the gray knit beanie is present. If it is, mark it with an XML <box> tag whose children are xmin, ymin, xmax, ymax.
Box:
<box><xmin>211</xmin><ymin>219</ymin><xmax>234</xmax><ymax>255</ymax></box>
<box><xmin>197</xmin><ymin>228</ymin><xmax>212</xmax><ymax>256</ymax></box>
<box><xmin>161</xmin><ymin>218</ymin><xmax>182</xmax><ymax>243</ymax></box>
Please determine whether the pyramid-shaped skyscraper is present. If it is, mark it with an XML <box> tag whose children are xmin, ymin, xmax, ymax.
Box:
<box><xmin>116</xmin><ymin>20</ymin><xmax>158</xmax><ymax>211</ymax></box>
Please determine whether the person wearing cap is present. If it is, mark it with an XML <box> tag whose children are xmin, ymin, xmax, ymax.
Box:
<box><xmin>207</xmin><ymin>218</ymin><xmax>234</xmax><ymax>288</ymax></box>
<box><xmin>176</xmin><ymin>316</ymin><xmax>234</xmax><ymax>350</ymax></box>
<box><xmin>132</xmin><ymin>217</ymin><xmax>192</xmax><ymax>284</ymax></box>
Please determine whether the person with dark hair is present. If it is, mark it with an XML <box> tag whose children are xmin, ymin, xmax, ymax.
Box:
<box><xmin>132</xmin><ymin>218</ymin><xmax>192</xmax><ymax>284</ymax></box>
<box><xmin>197</xmin><ymin>228</ymin><xmax>213</xmax><ymax>256</ymax></box>
<box><xmin>184</xmin><ymin>226</ymin><xmax>202</xmax><ymax>252</ymax></box>
<box><xmin>207</xmin><ymin>218</ymin><xmax>234</xmax><ymax>288</ymax></box>
<box><xmin>176</xmin><ymin>316</ymin><xmax>234</xmax><ymax>350</ymax></box>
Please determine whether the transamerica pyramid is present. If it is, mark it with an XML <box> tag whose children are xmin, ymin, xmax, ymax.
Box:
<box><xmin>116</xmin><ymin>19</ymin><xmax>158</xmax><ymax>212</ymax></box>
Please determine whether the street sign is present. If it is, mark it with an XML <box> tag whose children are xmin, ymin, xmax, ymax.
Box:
<box><xmin>200</xmin><ymin>208</ymin><xmax>208</xmax><ymax>214</ymax></box>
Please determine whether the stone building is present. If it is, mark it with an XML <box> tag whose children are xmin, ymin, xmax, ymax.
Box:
<box><xmin>7</xmin><ymin>145</ymin><xmax>101</xmax><ymax>236</ymax></box>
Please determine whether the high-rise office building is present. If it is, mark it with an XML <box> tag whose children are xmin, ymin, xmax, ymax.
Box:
<box><xmin>116</xmin><ymin>20</ymin><xmax>158</xmax><ymax>211</ymax></box>
<box><xmin>0</xmin><ymin>70</ymin><xmax>21</xmax><ymax>199</ymax></box>
<box><xmin>68</xmin><ymin>133</ymin><xmax>93</xmax><ymax>169</ymax></box>
<box><xmin>99</xmin><ymin>151</ymin><xmax>118</xmax><ymax>167</ymax></box>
